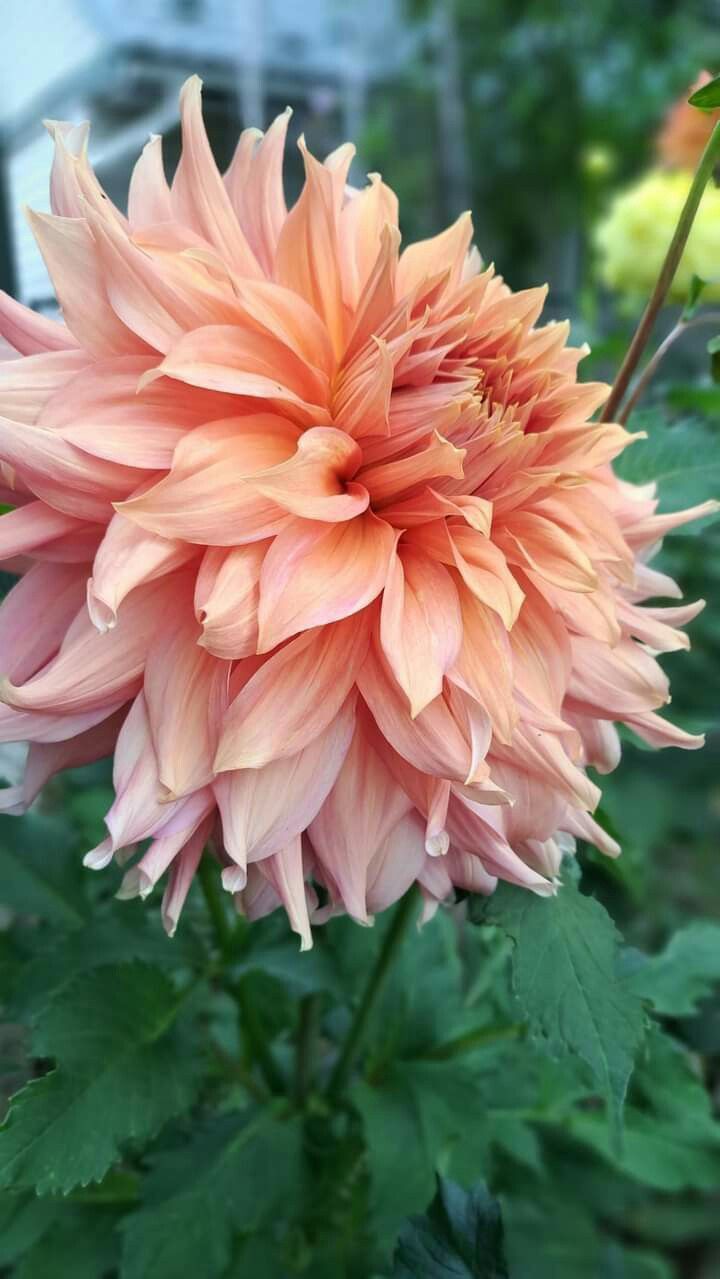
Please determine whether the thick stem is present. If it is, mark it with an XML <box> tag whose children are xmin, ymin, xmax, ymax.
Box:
<box><xmin>295</xmin><ymin>993</ymin><xmax>322</xmax><ymax>1105</ymax></box>
<box><xmin>234</xmin><ymin>978</ymin><xmax>286</xmax><ymax>1095</ymax></box>
<box><xmin>618</xmin><ymin>310</ymin><xmax>720</xmax><ymax>424</ymax></box>
<box><xmin>198</xmin><ymin>855</ymin><xmax>285</xmax><ymax>1096</ymax></box>
<box><xmin>326</xmin><ymin>887</ymin><xmax>420</xmax><ymax>1102</ymax></box>
<box><xmin>602</xmin><ymin>119</ymin><xmax>720</xmax><ymax>424</ymax></box>
<box><xmin>198</xmin><ymin>854</ymin><xmax>234</xmax><ymax>959</ymax></box>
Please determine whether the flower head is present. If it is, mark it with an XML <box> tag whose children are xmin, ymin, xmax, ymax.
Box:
<box><xmin>595</xmin><ymin>169</ymin><xmax>720</xmax><ymax>304</ymax></box>
<box><xmin>0</xmin><ymin>78</ymin><xmax>712</xmax><ymax>944</ymax></box>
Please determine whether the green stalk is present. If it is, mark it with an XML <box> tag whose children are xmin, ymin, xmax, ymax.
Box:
<box><xmin>198</xmin><ymin>854</ymin><xmax>234</xmax><ymax>959</ymax></box>
<box><xmin>326</xmin><ymin>887</ymin><xmax>420</xmax><ymax>1102</ymax></box>
<box><xmin>234</xmin><ymin>978</ymin><xmax>286</xmax><ymax>1096</ymax></box>
<box><xmin>198</xmin><ymin>855</ymin><xmax>285</xmax><ymax>1096</ymax></box>
<box><xmin>295</xmin><ymin>993</ymin><xmax>322</xmax><ymax>1105</ymax></box>
<box><xmin>422</xmin><ymin>1022</ymin><xmax>525</xmax><ymax>1061</ymax></box>
<box><xmin>602</xmin><ymin>119</ymin><xmax>720</xmax><ymax>424</ymax></box>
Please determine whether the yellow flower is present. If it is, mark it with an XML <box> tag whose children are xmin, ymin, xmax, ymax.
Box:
<box><xmin>595</xmin><ymin>168</ymin><xmax>720</xmax><ymax>303</ymax></box>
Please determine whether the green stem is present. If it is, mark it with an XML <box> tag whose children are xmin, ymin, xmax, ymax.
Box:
<box><xmin>209</xmin><ymin>1036</ymin><xmax>268</xmax><ymax>1102</ymax></box>
<box><xmin>602</xmin><ymin>119</ymin><xmax>720</xmax><ymax>424</ymax></box>
<box><xmin>198</xmin><ymin>854</ymin><xmax>234</xmax><ymax>959</ymax></box>
<box><xmin>326</xmin><ymin>887</ymin><xmax>420</xmax><ymax>1102</ymax></box>
<box><xmin>234</xmin><ymin>978</ymin><xmax>287</xmax><ymax>1096</ymax></box>
<box><xmin>198</xmin><ymin>855</ymin><xmax>285</xmax><ymax>1096</ymax></box>
<box><xmin>422</xmin><ymin>1022</ymin><xmax>525</xmax><ymax>1061</ymax></box>
<box><xmin>295</xmin><ymin>993</ymin><xmax>322</xmax><ymax>1106</ymax></box>
<box><xmin>618</xmin><ymin>309</ymin><xmax>720</xmax><ymax>425</ymax></box>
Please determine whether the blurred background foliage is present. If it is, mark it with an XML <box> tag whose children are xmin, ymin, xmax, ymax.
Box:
<box><xmin>1</xmin><ymin>1</ymin><xmax>720</xmax><ymax>1276</ymax></box>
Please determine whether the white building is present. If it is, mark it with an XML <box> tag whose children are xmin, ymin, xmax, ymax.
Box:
<box><xmin>0</xmin><ymin>0</ymin><xmax>412</xmax><ymax>305</ymax></box>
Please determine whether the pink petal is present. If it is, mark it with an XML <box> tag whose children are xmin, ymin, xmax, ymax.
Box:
<box><xmin>380</xmin><ymin>545</ymin><xmax>462</xmax><ymax>717</ymax></box>
<box><xmin>215</xmin><ymin>613</ymin><xmax>371</xmax><ymax>771</ymax></box>
<box><xmin>171</xmin><ymin>77</ymin><xmax>263</xmax><ymax>279</ymax></box>
<box><xmin>215</xmin><ymin>692</ymin><xmax>356</xmax><ymax>886</ymax></box>
<box><xmin>257</xmin><ymin>511</ymin><xmax>397</xmax><ymax>652</ymax></box>
<box><xmin>195</xmin><ymin>542</ymin><xmax>268</xmax><ymax>659</ymax></box>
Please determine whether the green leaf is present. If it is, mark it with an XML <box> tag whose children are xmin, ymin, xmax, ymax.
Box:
<box><xmin>0</xmin><ymin>1195</ymin><xmax>60</xmax><ymax>1267</ymax></box>
<box><xmin>353</xmin><ymin>1062</ymin><xmax>476</xmax><ymax>1247</ymax></box>
<box><xmin>14</xmin><ymin>1205</ymin><xmax>122</xmax><ymax>1279</ymax></box>
<box><xmin>566</xmin><ymin>1029</ymin><xmax>720</xmax><ymax>1191</ymax></box>
<box><xmin>120</xmin><ymin>1108</ymin><xmax>303</xmax><ymax>1279</ymax></box>
<box><xmin>0</xmin><ymin>963</ymin><xmax>199</xmax><ymax>1194</ymax></box>
<box><xmin>392</xmin><ymin>1177</ymin><xmax>509</xmax><ymax>1278</ymax></box>
<box><xmin>689</xmin><ymin>74</ymin><xmax>720</xmax><ymax>110</ymax></box>
<box><xmin>8</xmin><ymin>904</ymin><xmax>204</xmax><ymax>1022</ymax></box>
<box><xmin>623</xmin><ymin>921</ymin><xmax>720</xmax><ymax>1016</ymax></box>
<box><xmin>502</xmin><ymin>1192</ymin><xmax>673</xmax><ymax>1279</ymax></box>
<box><xmin>475</xmin><ymin>871</ymin><xmax>646</xmax><ymax>1141</ymax></box>
<box><xmin>502</xmin><ymin>1191</ymin><xmax>603</xmax><ymax>1279</ymax></box>
<box><xmin>355</xmin><ymin>1054</ymin><xmax>509</xmax><ymax>1248</ymax></box>
<box><xmin>615</xmin><ymin>414</ymin><xmax>720</xmax><ymax>533</ymax></box>
<box><xmin>682</xmin><ymin>273</ymin><xmax>707</xmax><ymax>319</ymax></box>
<box><xmin>0</xmin><ymin>812</ymin><xmax>86</xmax><ymax>927</ymax></box>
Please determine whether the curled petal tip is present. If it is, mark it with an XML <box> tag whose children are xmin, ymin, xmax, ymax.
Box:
<box><xmin>221</xmin><ymin>865</ymin><xmax>247</xmax><ymax>893</ymax></box>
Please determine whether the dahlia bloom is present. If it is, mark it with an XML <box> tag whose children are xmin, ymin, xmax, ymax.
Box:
<box><xmin>0</xmin><ymin>78</ymin><xmax>713</xmax><ymax>945</ymax></box>
<box><xmin>595</xmin><ymin>169</ymin><xmax>720</xmax><ymax>304</ymax></box>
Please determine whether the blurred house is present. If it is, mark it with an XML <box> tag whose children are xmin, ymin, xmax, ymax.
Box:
<box><xmin>0</xmin><ymin>0</ymin><xmax>412</xmax><ymax>305</ymax></box>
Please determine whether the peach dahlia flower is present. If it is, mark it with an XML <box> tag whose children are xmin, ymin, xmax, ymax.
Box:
<box><xmin>0</xmin><ymin>78</ymin><xmax>713</xmax><ymax>945</ymax></box>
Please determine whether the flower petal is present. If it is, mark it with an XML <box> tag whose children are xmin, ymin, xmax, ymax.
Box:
<box><xmin>215</xmin><ymin>614</ymin><xmax>371</xmax><ymax>771</ymax></box>
<box><xmin>380</xmin><ymin>546</ymin><xmax>462</xmax><ymax>717</ymax></box>
<box><xmin>257</xmin><ymin>511</ymin><xmax>397</xmax><ymax>652</ymax></box>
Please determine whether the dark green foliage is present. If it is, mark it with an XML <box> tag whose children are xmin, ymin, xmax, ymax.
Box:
<box><xmin>0</xmin><ymin>964</ymin><xmax>200</xmax><ymax>1193</ymax></box>
<box><xmin>392</xmin><ymin>1177</ymin><xmax>508</xmax><ymax>1278</ymax></box>
<box><xmin>477</xmin><ymin>867</ymin><xmax>646</xmax><ymax>1141</ymax></box>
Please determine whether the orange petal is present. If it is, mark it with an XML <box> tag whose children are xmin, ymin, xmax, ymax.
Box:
<box><xmin>360</xmin><ymin>431</ymin><xmax>466</xmax><ymax>505</ymax></box>
<box><xmin>171</xmin><ymin>76</ymin><xmax>262</xmax><ymax>279</ymax></box>
<box><xmin>88</xmin><ymin>513</ymin><xmax>196</xmax><ymax>631</ymax></box>
<box><xmin>257</xmin><ymin>511</ymin><xmax>397</xmax><ymax>652</ymax></box>
<box><xmin>214</xmin><ymin>692</ymin><xmax>356</xmax><ymax>882</ymax></box>
<box><xmin>380</xmin><ymin>546</ymin><xmax>462</xmax><ymax>717</ymax></box>
<box><xmin>144</xmin><ymin>605</ymin><xmax>230</xmax><ymax>798</ymax></box>
<box><xmin>195</xmin><ymin>541</ymin><xmax>268</xmax><ymax>659</ymax></box>
<box><xmin>215</xmin><ymin>614</ymin><xmax>371</xmax><ymax>772</ymax></box>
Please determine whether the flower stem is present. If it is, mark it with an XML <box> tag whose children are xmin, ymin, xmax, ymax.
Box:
<box><xmin>326</xmin><ymin>887</ymin><xmax>420</xmax><ymax>1102</ymax></box>
<box><xmin>233</xmin><ymin>978</ymin><xmax>286</xmax><ymax>1095</ymax></box>
<box><xmin>618</xmin><ymin>310</ymin><xmax>720</xmax><ymax>424</ymax></box>
<box><xmin>198</xmin><ymin>854</ymin><xmax>234</xmax><ymax>959</ymax></box>
<box><xmin>295</xmin><ymin>993</ymin><xmax>322</xmax><ymax>1105</ymax></box>
<box><xmin>602</xmin><ymin>119</ymin><xmax>720</xmax><ymax>424</ymax></box>
<box><xmin>198</xmin><ymin>855</ymin><xmax>285</xmax><ymax>1096</ymax></box>
<box><xmin>422</xmin><ymin>1021</ymin><xmax>525</xmax><ymax>1061</ymax></box>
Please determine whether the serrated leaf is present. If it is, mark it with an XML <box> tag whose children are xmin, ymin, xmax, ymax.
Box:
<box><xmin>393</xmin><ymin>1177</ymin><xmax>509</xmax><ymax>1278</ymax></box>
<box><xmin>120</xmin><ymin>1108</ymin><xmax>303</xmax><ymax>1279</ymax></box>
<box><xmin>615</xmin><ymin>415</ymin><xmax>720</xmax><ymax>533</ymax></box>
<box><xmin>476</xmin><ymin>873</ymin><xmax>645</xmax><ymax>1141</ymax></box>
<box><xmin>0</xmin><ymin>963</ymin><xmax>199</xmax><ymax>1193</ymax></box>
<box><xmin>689</xmin><ymin>74</ymin><xmax>720</xmax><ymax>110</ymax></box>
<box><xmin>623</xmin><ymin>921</ymin><xmax>720</xmax><ymax>1016</ymax></box>
<box><xmin>566</xmin><ymin>1029</ymin><xmax>720</xmax><ymax>1191</ymax></box>
<box><xmin>8</xmin><ymin>905</ymin><xmax>204</xmax><ymax>1022</ymax></box>
<box><xmin>353</xmin><ymin>1062</ymin><xmax>474</xmax><ymax>1247</ymax></box>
